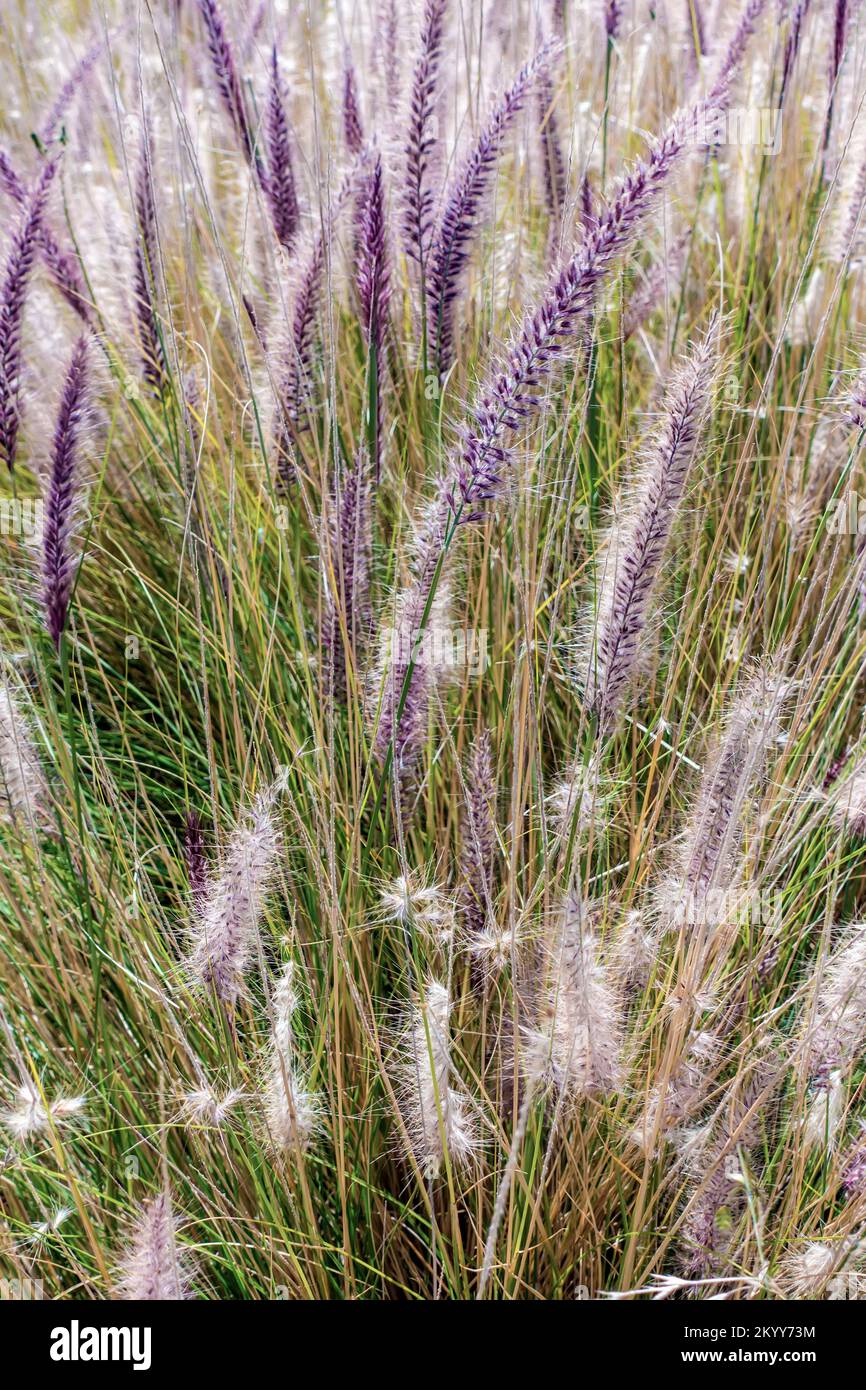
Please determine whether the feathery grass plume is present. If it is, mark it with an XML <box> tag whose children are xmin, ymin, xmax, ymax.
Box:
<box><xmin>845</xmin><ymin>365</ymin><xmax>866</xmax><ymax>434</ymax></box>
<box><xmin>183</xmin><ymin>810</ymin><xmax>209</xmax><ymax>910</ymax></box>
<box><xmin>826</xmin><ymin>745</ymin><xmax>866</xmax><ymax>836</ymax></box>
<box><xmin>800</xmin><ymin>922</ymin><xmax>866</xmax><ymax>1148</ymax></box>
<box><xmin>459</xmin><ymin>730</ymin><xmax>497</xmax><ymax>939</ymax></box>
<box><xmin>778</xmin><ymin>1241</ymin><xmax>840</xmax><ymax>1297</ymax></box>
<box><xmin>377</xmin><ymin>873</ymin><xmax>454</xmax><ymax>947</ymax></box>
<box><xmin>0</xmin><ymin>680</ymin><xmax>49</xmax><ymax>836</ymax></box>
<box><xmin>115</xmin><ymin>1191</ymin><xmax>191</xmax><ymax>1300</ymax></box>
<box><xmin>42</xmin><ymin>336</ymin><xmax>90</xmax><ymax>652</ymax></box>
<box><xmin>467</xmin><ymin>920</ymin><xmax>522</xmax><ymax>983</ymax></box>
<box><xmin>709</xmin><ymin>0</ymin><xmax>770</xmax><ymax>98</ymax></box>
<box><xmin>621</xmin><ymin>229</ymin><xmax>691</xmax><ymax>340</ymax></box>
<box><xmin>0</xmin><ymin>151</ymin><xmax>90</xmax><ymax>322</ymax></box>
<box><xmin>273</xmin><ymin>168</ymin><xmax>356</xmax><ymax>485</ymax></box>
<box><xmin>536</xmin><ymin>49</ymin><xmax>567</xmax><ymax>226</ymax></box>
<box><xmin>1</xmin><ymin>1082</ymin><xmax>85</xmax><ymax>1140</ymax></box>
<box><xmin>321</xmin><ymin>447</ymin><xmax>372</xmax><ymax>697</ymax></box>
<box><xmin>239</xmin><ymin>1</ymin><xmax>267</xmax><ymax>61</ymax></box>
<box><xmin>839</xmin><ymin>150</ymin><xmax>866</xmax><ymax>263</ymax></box>
<box><xmin>780</xmin><ymin>0</ymin><xmax>814</xmax><ymax>98</ymax></box>
<box><xmin>133</xmin><ymin>124</ymin><xmax>167</xmax><ymax>392</ymax></box>
<box><xmin>373</xmin><ymin>97</ymin><xmax>716</xmax><ymax>770</ymax></box>
<box><xmin>264</xmin><ymin>46</ymin><xmax>299</xmax><ymax>252</ymax></box>
<box><xmin>607</xmin><ymin>908</ymin><xmax>659</xmax><ymax>992</ymax></box>
<box><xmin>842</xmin><ymin>1123</ymin><xmax>866</xmax><ymax>1195</ymax></box>
<box><xmin>635</xmin><ymin>1024</ymin><xmax>723</xmax><ymax>1151</ymax></box>
<box><xmin>402</xmin><ymin>0</ymin><xmax>448</xmax><ymax>278</ymax></box>
<box><xmin>197</xmin><ymin>0</ymin><xmax>264</xmax><ymax>181</ymax></box>
<box><xmin>377</xmin><ymin>0</ymin><xmax>402</xmax><ymax>113</ymax></box>
<box><xmin>263</xmin><ymin>962</ymin><xmax>319</xmax><ymax>1153</ymax></box>
<box><xmin>584</xmin><ymin>318</ymin><xmax>721</xmax><ymax>731</ymax></box>
<box><xmin>426</xmin><ymin>43</ymin><xmax>556</xmax><ymax>379</ymax></box>
<box><xmin>22</xmin><ymin>1206</ymin><xmax>74</xmax><ymax>1247</ymax></box>
<box><xmin>548</xmin><ymin>750</ymin><xmax>608</xmax><ymax>842</ymax></box>
<box><xmin>0</xmin><ymin>157</ymin><xmax>57</xmax><ymax>470</ymax></box>
<box><xmin>393</xmin><ymin>979</ymin><xmax>479</xmax><ymax>1179</ymax></box>
<box><xmin>662</xmin><ymin>660</ymin><xmax>788</xmax><ymax>932</ymax></box>
<box><xmin>354</xmin><ymin>154</ymin><xmax>391</xmax><ymax>480</ymax></box>
<box><xmin>180</xmin><ymin>1085</ymin><xmax>245</xmax><ymax>1128</ymax></box>
<box><xmin>457</xmin><ymin>100</ymin><xmax>721</xmax><ymax>491</ymax></box>
<box><xmin>778</xmin><ymin>1235</ymin><xmax>865</xmax><ymax>1298</ymax></box>
<box><xmin>41</xmin><ymin>30</ymin><xmax>107</xmax><ymax>142</ymax></box>
<box><xmin>784</xmin><ymin>378</ymin><xmax>849</xmax><ymax>536</ymax></box>
<box><xmin>341</xmin><ymin>55</ymin><xmax>365</xmax><ymax>157</ymax></box>
<box><xmin>523</xmin><ymin>894</ymin><xmax>623</xmax><ymax>1104</ymax></box>
<box><xmin>369</xmin><ymin>574</ymin><xmax>454</xmax><ymax>772</ymax></box>
<box><xmin>678</xmin><ymin>1068</ymin><xmax>771</xmax><ymax>1278</ymax></box>
<box><xmin>187</xmin><ymin>778</ymin><xmax>285</xmax><ymax>1008</ymax></box>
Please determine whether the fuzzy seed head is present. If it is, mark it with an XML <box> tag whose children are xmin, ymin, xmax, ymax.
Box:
<box><xmin>525</xmin><ymin>895</ymin><xmax>623</xmax><ymax>1103</ymax></box>
<box><xmin>0</xmin><ymin>682</ymin><xmax>50</xmax><ymax>836</ymax></box>
<box><xmin>115</xmin><ymin>1191</ymin><xmax>192</xmax><ymax>1301</ymax></box>
<box><xmin>2</xmin><ymin>1083</ymin><xmax>85</xmax><ymax>1141</ymax></box>
<box><xmin>187</xmin><ymin>781</ymin><xmax>284</xmax><ymax>1007</ymax></box>
<box><xmin>393</xmin><ymin>979</ymin><xmax>480</xmax><ymax>1179</ymax></box>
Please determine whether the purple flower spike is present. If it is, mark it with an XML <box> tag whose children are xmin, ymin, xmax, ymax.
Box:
<box><xmin>133</xmin><ymin>126</ymin><xmax>167</xmax><ymax>392</ymax></box>
<box><xmin>322</xmin><ymin>448</ymin><xmax>372</xmax><ymax>697</ymax></box>
<box><xmin>780</xmin><ymin>0</ymin><xmax>813</xmax><ymax>97</ymax></box>
<box><xmin>843</xmin><ymin>1127</ymin><xmax>866</xmax><ymax>1197</ymax></box>
<box><xmin>426</xmin><ymin>43</ymin><xmax>556</xmax><ymax>379</ymax></box>
<box><xmin>43</xmin><ymin>336</ymin><xmax>89</xmax><ymax>651</ymax></box>
<box><xmin>197</xmin><ymin>0</ymin><xmax>265</xmax><ymax>182</ymax></box>
<box><xmin>0</xmin><ymin>158</ymin><xmax>58</xmax><ymax>470</ymax></box>
<box><xmin>355</xmin><ymin>155</ymin><xmax>391</xmax><ymax>479</ymax></box>
<box><xmin>579</xmin><ymin>172</ymin><xmax>596</xmax><ymax>232</ymax></box>
<box><xmin>41</xmin><ymin>32</ymin><xmax>106</xmax><ymax>143</ymax></box>
<box><xmin>371</xmin><ymin>96</ymin><xmax>720</xmax><ymax>767</ymax></box>
<box><xmin>342</xmin><ymin>56</ymin><xmax>365</xmax><ymax>157</ymax></box>
<box><xmin>537</xmin><ymin>53</ymin><xmax>567</xmax><ymax>224</ymax></box>
<box><xmin>0</xmin><ymin>150</ymin><xmax>89</xmax><ymax>323</ymax></box>
<box><xmin>274</xmin><ymin>169</ymin><xmax>356</xmax><ymax>485</ymax></box>
<box><xmin>604</xmin><ymin>1</ymin><xmax>624</xmax><ymax>40</ymax></box>
<box><xmin>184</xmin><ymin>810</ymin><xmax>209</xmax><ymax>911</ymax></box>
<box><xmin>265</xmin><ymin>47</ymin><xmax>299</xmax><ymax>252</ymax></box>
<box><xmin>275</xmin><ymin>244</ymin><xmax>328</xmax><ymax>483</ymax></box>
<box><xmin>709</xmin><ymin>0</ymin><xmax>769</xmax><ymax>101</ymax></box>
<box><xmin>450</xmin><ymin>99</ymin><xmax>718</xmax><ymax>512</ymax></box>
<box><xmin>402</xmin><ymin>0</ymin><xmax>448</xmax><ymax>269</ymax></box>
<box><xmin>829</xmin><ymin>0</ymin><xmax>849</xmax><ymax>92</ymax></box>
